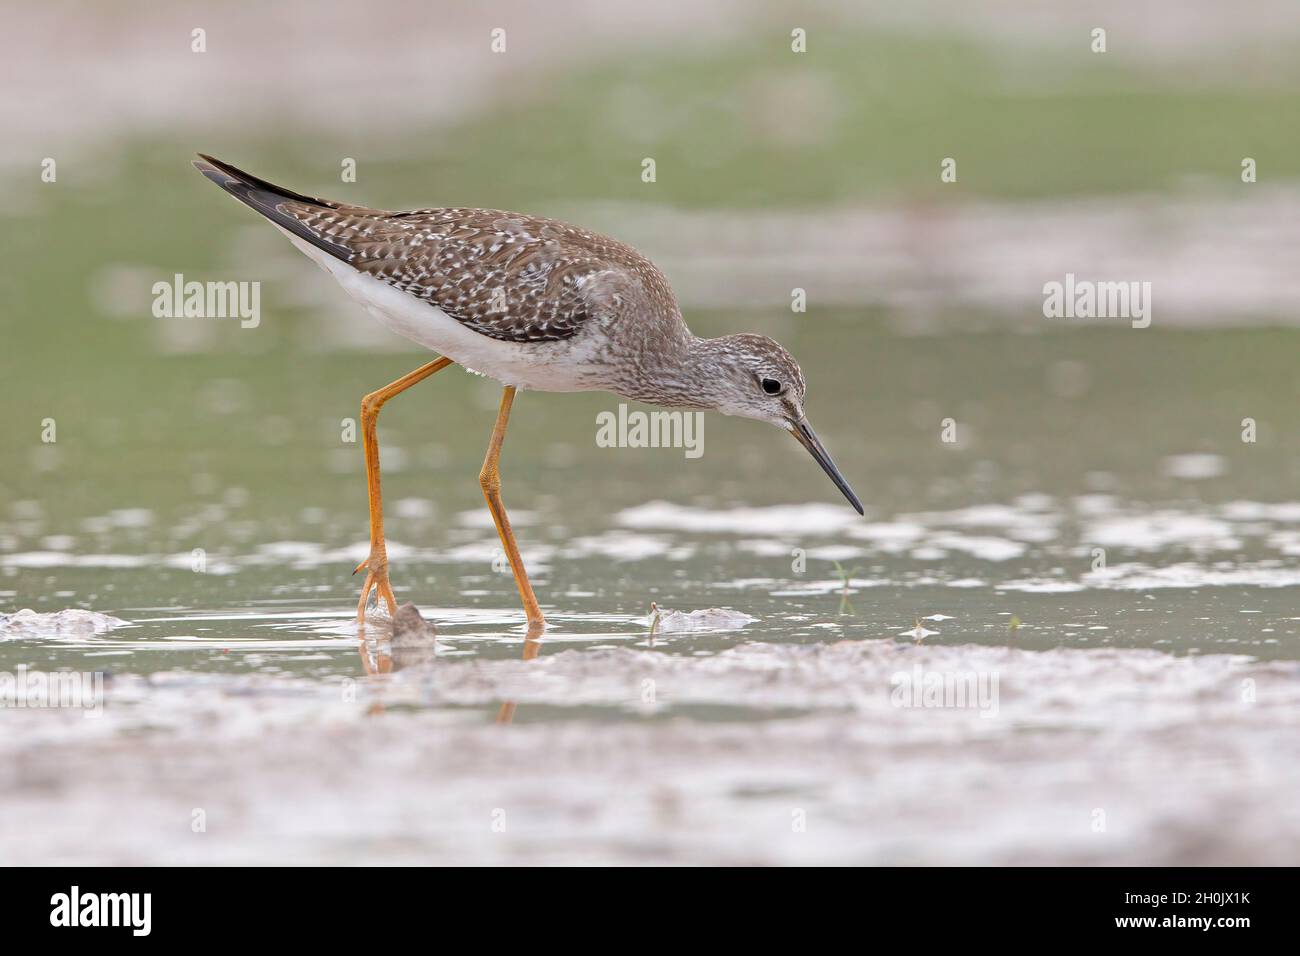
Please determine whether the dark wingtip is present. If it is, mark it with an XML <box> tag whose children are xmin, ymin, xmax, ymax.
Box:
<box><xmin>190</xmin><ymin>153</ymin><xmax>336</xmax><ymax>207</ymax></box>
<box><xmin>191</xmin><ymin>153</ymin><xmax>252</xmax><ymax>195</ymax></box>
<box><xmin>192</xmin><ymin>154</ymin><xmax>234</xmax><ymax>188</ymax></box>
<box><xmin>194</xmin><ymin>152</ymin><xmax>241</xmax><ymax>172</ymax></box>
<box><xmin>189</xmin><ymin>153</ymin><xmax>352</xmax><ymax>261</ymax></box>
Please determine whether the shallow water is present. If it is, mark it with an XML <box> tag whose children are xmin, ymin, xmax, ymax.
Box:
<box><xmin>2</xmin><ymin>318</ymin><xmax>1299</xmax><ymax>863</ymax></box>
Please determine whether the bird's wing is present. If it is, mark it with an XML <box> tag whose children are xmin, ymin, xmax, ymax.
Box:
<box><xmin>194</xmin><ymin>153</ymin><xmax>652</xmax><ymax>344</ymax></box>
<box><xmin>287</xmin><ymin>205</ymin><xmax>625</xmax><ymax>343</ymax></box>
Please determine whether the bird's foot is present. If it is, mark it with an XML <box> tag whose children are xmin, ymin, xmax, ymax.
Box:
<box><xmin>354</xmin><ymin>546</ymin><xmax>398</xmax><ymax>622</ymax></box>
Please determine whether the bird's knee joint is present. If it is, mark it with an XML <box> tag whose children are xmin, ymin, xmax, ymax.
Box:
<box><xmin>479</xmin><ymin>469</ymin><xmax>500</xmax><ymax>495</ymax></box>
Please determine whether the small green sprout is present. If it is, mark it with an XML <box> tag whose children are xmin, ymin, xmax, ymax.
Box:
<box><xmin>832</xmin><ymin>561</ymin><xmax>864</xmax><ymax>616</ymax></box>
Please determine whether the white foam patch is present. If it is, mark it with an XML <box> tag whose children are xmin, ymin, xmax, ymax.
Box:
<box><xmin>1083</xmin><ymin>563</ymin><xmax>1300</xmax><ymax>590</ymax></box>
<box><xmin>563</xmin><ymin>532</ymin><xmax>676</xmax><ymax>562</ymax></box>
<box><xmin>1162</xmin><ymin>453</ymin><xmax>1227</xmax><ymax>480</ymax></box>
<box><xmin>1</xmin><ymin>608</ymin><xmax>130</xmax><ymax>638</ymax></box>
<box><xmin>647</xmin><ymin>607</ymin><xmax>759</xmax><ymax>633</ymax></box>
<box><xmin>617</xmin><ymin>501</ymin><xmax>856</xmax><ymax>536</ymax></box>
<box><xmin>1083</xmin><ymin>513</ymin><xmax>1240</xmax><ymax>551</ymax></box>
<box><xmin>997</xmin><ymin>578</ymin><xmax>1090</xmax><ymax>594</ymax></box>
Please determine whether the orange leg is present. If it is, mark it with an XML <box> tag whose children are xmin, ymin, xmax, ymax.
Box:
<box><xmin>355</xmin><ymin>356</ymin><xmax>454</xmax><ymax>621</ymax></box>
<box><xmin>480</xmin><ymin>386</ymin><xmax>546</xmax><ymax>628</ymax></box>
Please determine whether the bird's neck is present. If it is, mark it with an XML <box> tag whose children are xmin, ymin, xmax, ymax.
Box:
<box><xmin>615</xmin><ymin>333</ymin><xmax>735</xmax><ymax>409</ymax></box>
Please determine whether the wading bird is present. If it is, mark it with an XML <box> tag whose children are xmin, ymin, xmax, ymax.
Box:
<box><xmin>194</xmin><ymin>155</ymin><xmax>861</xmax><ymax>627</ymax></box>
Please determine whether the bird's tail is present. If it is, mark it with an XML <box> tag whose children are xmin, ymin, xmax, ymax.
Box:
<box><xmin>192</xmin><ymin>154</ymin><xmax>353</xmax><ymax>261</ymax></box>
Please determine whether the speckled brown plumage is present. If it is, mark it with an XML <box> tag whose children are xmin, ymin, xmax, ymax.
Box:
<box><xmin>195</xmin><ymin>153</ymin><xmax>676</xmax><ymax>345</ymax></box>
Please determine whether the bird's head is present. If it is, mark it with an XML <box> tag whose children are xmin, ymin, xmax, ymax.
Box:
<box><xmin>705</xmin><ymin>333</ymin><xmax>863</xmax><ymax>515</ymax></box>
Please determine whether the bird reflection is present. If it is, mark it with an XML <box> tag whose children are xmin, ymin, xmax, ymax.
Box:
<box><xmin>355</xmin><ymin>604</ymin><xmax>544</xmax><ymax>723</ymax></box>
<box><xmin>495</xmin><ymin>626</ymin><xmax>544</xmax><ymax>725</ymax></box>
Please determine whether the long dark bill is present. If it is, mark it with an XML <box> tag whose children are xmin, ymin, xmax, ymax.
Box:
<box><xmin>789</xmin><ymin>418</ymin><xmax>864</xmax><ymax>515</ymax></box>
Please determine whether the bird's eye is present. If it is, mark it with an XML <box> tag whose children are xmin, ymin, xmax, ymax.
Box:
<box><xmin>761</xmin><ymin>378</ymin><xmax>782</xmax><ymax>395</ymax></box>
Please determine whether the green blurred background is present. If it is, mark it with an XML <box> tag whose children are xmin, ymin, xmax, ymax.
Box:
<box><xmin>1</xmin><ymin>0</ymin><xmax>1298</xmax><ymax>623</ymax></box>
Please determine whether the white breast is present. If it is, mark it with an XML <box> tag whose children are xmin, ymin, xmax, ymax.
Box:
<box><xmin>280</xmin><ymin>228</ymin><xmax>604</xmax><ymax>392</ymax></box>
